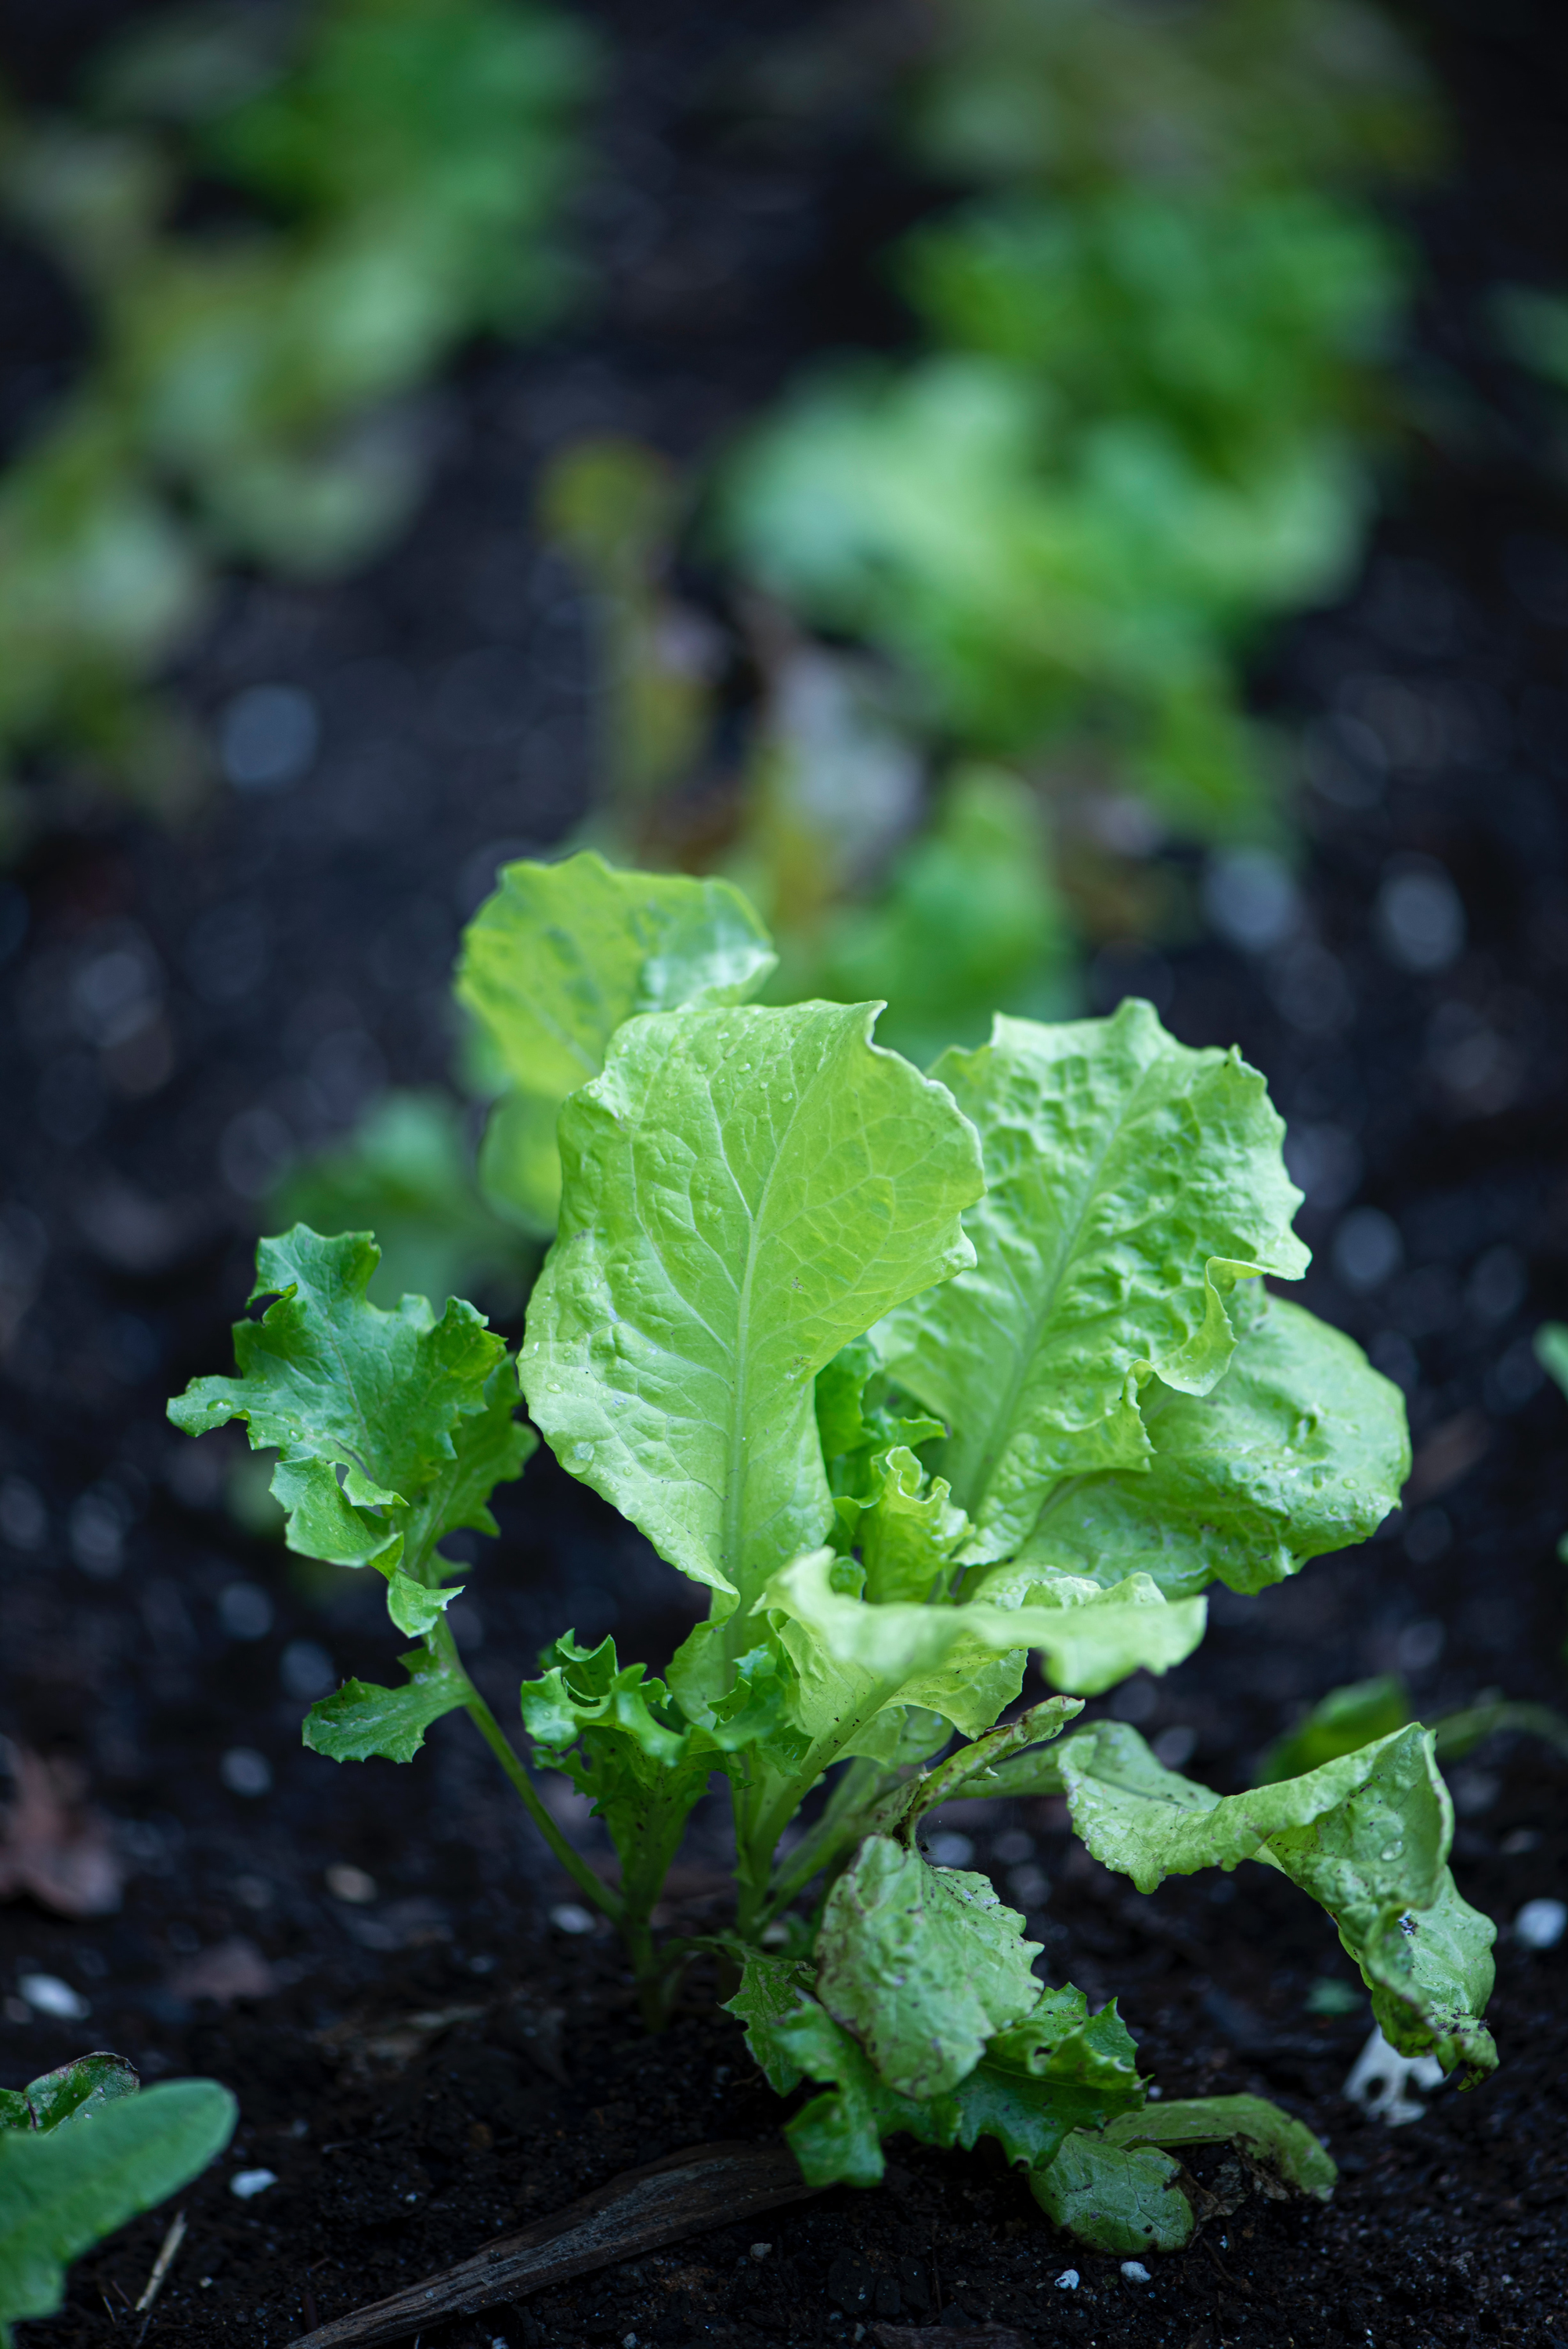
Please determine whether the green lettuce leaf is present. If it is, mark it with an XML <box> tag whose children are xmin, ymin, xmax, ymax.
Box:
<box><xmin>725</xmin><ymin>1953</ymin><xmax>818</xmax><ymax>2095</ymax></box>
<box><xmin>303</xmin><ymin>1647</ymin><xmax>474</xmax><ymax>1763</ymax></box>
<box><xmin>833</xmin><ymin>1445</ymin><xmax>969</xmax><ymax>1603</ymax></box>
<box><xmin>1017</xmin><ymin>1292</ymin><xmax>1408</xmax><ymax>1599</ymax></box>
<box><xmin>0</xmin><ymin>2080</ymin><xmax>236</xmax><ymax>2340</ymax></box>
<box><xmin>879</xmin><ymin>1000</ymin><xmax>1308</xmax><ymax>1565</ymax></box>
<box><xmin>1101</xmin><ymin>2094</ymin><xmax>1335</xmax><ymax>2199</ymax></box>
<box><xmin>1059</xmin><ymin>1721</ymin><xmax>1496</xmax><ymax>2080</ymax></box>
<box><xmin>760</xmin><ymin>1548</ymin><xmax>1205</xmax><ymax>1764</ymax></box>
<box><xmin>456</xmin><ymin>851</ymin><xmax>778</xmax><ymax>1232</ymax></box>
<box><xmin>1256</xmin><ymin>1675</ymin><xmax>1411</xmax><ymax>1783</ymax></box>
<box><xmin>1030</xmin><ymin>2133</ymin><xmax>1193</xmax><ymax>2254</ymax></box>
<box><xmin>758</xmin><ymin>1695</ymin><xmax>1082</xmax><ymax>1923</ymax></box>
<box><xmin>0</xmin><ymin>2058</ymin><xmax>139</xmax><ymax>2137</ymax></box>
<box><xmin>168</xmin><ymin>1227</ymin><xmax>534</xmax><ymax>1626</ymax></box>
<box><xmin>913</xmin><ymin>1694</ymin><xmax>1084</xmax><ymax>1813</ymax></box>
<box><xmin>520</xmin><ymin>1003</ymin><xmax>985</xmax><ymax>1622</ymax></box>
<box><xmin>815</xmin><ymin>1334</ymin><xmax>945</xmax><ymax>1494</ymax></box>
<box><xmin>725</xmin><ymin>1956</ymin><xmax>1142</xmax><ymax>2191</ymax></box>
<box><xmin>815</xmin><ymin>1836</ymin><xmax>1043</xmax><ymax>2097</ymax></box>
<box><xmin>519</xmin><ymin>1633</ymin><xmax>790</xmax><ymax>1911</ymax></box>
<box><xmin>988</xmin><ymin>1984</ymin><xmax>1143</xmax><ymax>2098</ymax></box>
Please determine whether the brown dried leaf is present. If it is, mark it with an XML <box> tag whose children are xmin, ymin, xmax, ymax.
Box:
<box><xmin>167</xmin><ymin>1935</ymin><xmax>276</xmax><ymax>2005</ymax></box>
<box><xmin>0</xmin><ymin>1748</ymin><xmax>123</xmax><ymax>1917</ymax></box>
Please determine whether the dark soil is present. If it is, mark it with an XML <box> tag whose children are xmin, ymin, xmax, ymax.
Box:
<box><xmin>2</xmin><ymin>2</ymin><xmax>1567</xmax><ymax>2346</ymax></box>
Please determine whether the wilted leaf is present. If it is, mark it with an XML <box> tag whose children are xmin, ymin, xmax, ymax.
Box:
<box><xmin>0</xmin><ymin>1751</ymin><xmax>122</xmax><ymax>1920</ymax></box>
<box><xmin>815</xmin><ymin>1837</ymin><xmax>1042</xmax><ymax>2098</ymax></box>
<box><xmin>1100</xmin><ymin>2093</ymin><xmax>1335</xmax><ymax>2199</ymax></box>
<box><xmin>1030</xmin><ymin>2131</ymin><xmax>1193</xmax><ymax>2253</ymax></box>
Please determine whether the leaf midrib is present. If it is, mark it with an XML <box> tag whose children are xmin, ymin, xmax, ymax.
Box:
<box><xmin>944</xmin><ymin>1067</ymin><xmax>1151</xmax><ymax>1524</ymax></box>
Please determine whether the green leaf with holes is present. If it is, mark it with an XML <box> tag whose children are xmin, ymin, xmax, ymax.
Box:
<box><xmin>1030</xmin><ymin>2132</ymin><xmax>1194</xmax><ymax>2253</ymax></box>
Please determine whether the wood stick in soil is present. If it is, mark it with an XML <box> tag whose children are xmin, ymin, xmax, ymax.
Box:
<box><xmin>286</xmin><ymin>2139</ymin><xmax>820</xmax><ymax>2348</ymax></box>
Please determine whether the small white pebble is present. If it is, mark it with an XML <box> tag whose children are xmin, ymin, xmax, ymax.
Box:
<box><xmin>325</xmin><ymin>1863</ymin><xmax>378</xmax><ymax>1905</ymax></box>
<box><xmin>229</xmin><ymin>2169</ymin><xmax>276</xmax><ymax>2199</ymax></box>
<box><xmin>18</xmin><ymin>1973</ymin><xmax>89</xmax><ymax>2021</ymax></box>
<box><xmin>750</xmin><ymin>2242</ymin><xmax>772</xmax><ymax>2262</ymax></box>
<box><xmin>621</xmin><ymin>2335</ymin><xmax>638</xmax><ymax>2349</ymax></box>
<box><xmin>1121</xmin><ymin>2260</ymin><xmax>1152</xmax><ymax>2284</ymax></box>
<box><xmin>221</xmin><ymin>1746</ymin><xmax>273</xmax><ymax>1798</ymax></box>
<box><xmin>549</xmin><ymin>1903</ymin><xmax>595</xmax><ymax>1935</ymax></box>
<box><xmin>1056</xmin><ymin>2268</ymin><xmax>1080</xmax><ymax>2289</ymax></box>
<box><xmin>1514</xmin><ymin>1896</ymin><xmax>1566</xmax><ymax>1951</ymax></box>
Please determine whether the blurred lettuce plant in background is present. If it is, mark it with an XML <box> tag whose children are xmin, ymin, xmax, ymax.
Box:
<box><xmin>717</xmin><ymin>0</ymin><xmax>1437</xmax><ymax>856</ymax></box>
<box><xmin>0</xmin><ymin>0</ymin><xmax>594</xmax><ymax>846</ymax></box>
<box><xmin>515</xmin><ymin>0</ymin><xmax>1440</xmax><ymax>1095</ymax></box>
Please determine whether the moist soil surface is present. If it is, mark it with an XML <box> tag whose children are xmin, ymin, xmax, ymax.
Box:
<box><xmin>2</xmin><ymin>2</ymin><xmax>1568</xmax><ymax>2345</ymax></box>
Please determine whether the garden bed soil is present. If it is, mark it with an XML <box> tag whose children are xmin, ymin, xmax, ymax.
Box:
<box><xmin>2</xmin><ymin>0</ymin><xmax>1567</xmax><ymax>2344</ymax></box>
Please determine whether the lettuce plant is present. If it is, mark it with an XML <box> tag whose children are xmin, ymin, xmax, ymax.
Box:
<box><xmin>0</xmin><ymin>0</ymin><xmax>593</xmax><ymax>835</ymax></box>
<box><xmin>171</xmin><ymin>856</ymin><xmax>1498</xmax><ymax>2252</ymax></box>
<box><xmin>0</xmin><ymin>2053</ymin><xmax>235</xmax><ymax>2342</ymax></box>
<box><xmin>712</xmin><ymin>0</ymin><xmax>1436</xmax><ymax>846</ymax></box>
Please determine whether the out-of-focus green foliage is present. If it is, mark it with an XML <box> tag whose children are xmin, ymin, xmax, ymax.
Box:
<box><xmin>801</xmin><ymin>765</ymin><xmax>1073</xmax><ymax>1068</ymax></box>
<box><xmin>1256</xmin><ymin>1673</ymin><xmax>1411</xmax><ymax>1783</ymax></box>
<box><xmin>908</xmin><ymin>0</ymin><xmax>1438</xmax><ymax>197</ymax></box>
<box><xmin>1495</xmin><ymin>288</ymin><xmax>1568</xmax><ymax>393</ymax></box>
<box><xmin>0</xmin><ymin>0</ymin><xmax>594</xmax><ymax>842</ymax></box>
<box><xmin>538</xmin><ymin>440</ymin><xmax>722</xmax><ymax>815</ymax></box>
<box><xmin>268</xmin><ymin>1089</ymin><xmax>535</xmax><ymax>1314</ymax></box>
<box><xmin>537</xmin><ymin>434</ymin><xmax>1075</xmax><ymax>1068</ymax></box>
<box><xmin>1257</xmin><ymin>1672</ymin><xmax>1568</xmax><ymax>1787</ymax></box>
<box><xmin>717</xmin><ymin>0</ymin><xmax>1435</xmax><ymax>848</ymax></box>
